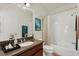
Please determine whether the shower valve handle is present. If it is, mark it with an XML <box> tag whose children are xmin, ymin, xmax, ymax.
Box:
<box><xmin>72</xmin><ymin>42</ymin><xmax>76</xmax><ymax>44</ymax></box>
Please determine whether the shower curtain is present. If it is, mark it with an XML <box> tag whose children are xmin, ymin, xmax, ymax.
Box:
<box><xmin>42</xmin><ymin>16</ymin><xmax>49</xmax><ymax>45</ymax></box>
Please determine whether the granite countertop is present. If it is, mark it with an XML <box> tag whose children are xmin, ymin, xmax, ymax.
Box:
<box><xmin>0</xmin><ymin>39</ymin><xmax>43</xmax><ymax>56</ymax></box>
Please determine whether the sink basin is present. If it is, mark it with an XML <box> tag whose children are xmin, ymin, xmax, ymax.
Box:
<box><xmin>19</xmin><ymin>41</ymin><xmax>34</xmax><ymax>47</ymax></box>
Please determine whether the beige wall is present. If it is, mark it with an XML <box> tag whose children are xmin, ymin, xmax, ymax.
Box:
<box><xmin>30</xmin><ymin>4</ymin><xmax>48</xmax><ymax>40</ymax></box>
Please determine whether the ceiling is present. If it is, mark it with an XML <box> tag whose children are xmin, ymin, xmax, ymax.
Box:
<box><xmin>15</xmin><ymin>3</ymin><xmax>78</xmax><ymax>14</ymax></box>
<box><xmin>31</xmin><ymin>3</ymin><xmax>77</xmax><ymax>13</ymax></box>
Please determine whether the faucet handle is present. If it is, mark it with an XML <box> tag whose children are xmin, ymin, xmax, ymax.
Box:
<box><xmin>72</xmin><ymin>42</ymin><xmax>76</xmax><ymax>44</ymax></box>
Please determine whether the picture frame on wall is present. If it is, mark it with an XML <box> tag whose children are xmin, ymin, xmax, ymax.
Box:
<box><xmin>35</xmin><ymin>18</ymin><xmax>41</xmax><ymax>31</ymax></box>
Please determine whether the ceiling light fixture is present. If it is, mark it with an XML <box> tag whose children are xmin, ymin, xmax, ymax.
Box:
<box><xmin>24</xmin><ymin>3</ymin><xmax>30</xmax><ymax>7</ymax></box>
<box><xmin>23</xmin><ymin>3</ymin><xmax>30</xmax><ymax>9</ymax></box>
<box><xmin>25</xmin><ymin>3</ymin><xmax>30</xmax><ymax>7</ymax></box>
<box><xmin>16</xmin><ymin>3</ymin><xmax>30</xmax><ymax>9</ymax></box>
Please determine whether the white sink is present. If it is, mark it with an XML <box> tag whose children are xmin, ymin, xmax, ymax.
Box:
<box><xmin>19</xmin><ymin>41</ymin><xmax>34</xmax><ymax>47</ymax></box>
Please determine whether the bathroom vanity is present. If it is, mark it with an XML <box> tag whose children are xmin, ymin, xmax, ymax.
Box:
<box><xmin>0</xmin><ymin>39</ymin><xmax>43</xmax><ymax>56</ymax></box>
<box><xmin>18</xmin><ymin>42</ymin><xmax>42</xmax><ymax>56</ymax></box>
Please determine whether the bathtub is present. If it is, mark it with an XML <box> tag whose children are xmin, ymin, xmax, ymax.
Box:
<box><xmin>50</xmin><ymin>44</ymin><xmax>79</xmax><ymax>56</ymax></box>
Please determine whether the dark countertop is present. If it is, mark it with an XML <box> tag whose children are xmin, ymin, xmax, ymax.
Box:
<box><xmin>0</xmin><ymin>39</ymin><xmax>43</xmax><ymax>56</ymax></box>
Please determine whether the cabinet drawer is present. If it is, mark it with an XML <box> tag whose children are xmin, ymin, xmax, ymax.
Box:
<box><xmin>34</xmin><ymin>49</ymin><xmax>43</xmax><ymax>56</ymax></box>
<box><xmin>19</xmin><ymin>43</ymin><xmax>42</xmax><ymax>56</ymax></box>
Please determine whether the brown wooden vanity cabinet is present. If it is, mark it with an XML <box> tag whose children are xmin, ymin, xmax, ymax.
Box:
<box><xmin>18</xmin><ymin>43</ymin><xmax>43</xmax><ymax>56</ymax></box>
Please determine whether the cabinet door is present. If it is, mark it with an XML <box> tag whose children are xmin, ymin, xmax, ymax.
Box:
<box><xmin>19</xmin><ymin>43</ymin><xmax>43</xmax><ymax>56</ymax></box>
<box><xmin>34</xmin><ymin>49</ymin><xmax>43</xmax><ymax>56</ymax></box>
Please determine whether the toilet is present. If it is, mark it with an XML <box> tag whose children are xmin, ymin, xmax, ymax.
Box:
<box><xmin>43</xmin><ymin>45</ymin><xmax>53</xmax><ymax>56</ymax></box>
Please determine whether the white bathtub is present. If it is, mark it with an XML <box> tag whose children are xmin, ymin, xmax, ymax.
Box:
<box><xmin>50</xmin><ymin>44</ymin><xmax>79</xmax><ymax>56</ymax></box>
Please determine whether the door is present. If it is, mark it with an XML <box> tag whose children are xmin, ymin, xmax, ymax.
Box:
<box><xmin>76</xmin><ymin>15</ymin><xmax>79</xmax><ymax>50</ymax></box>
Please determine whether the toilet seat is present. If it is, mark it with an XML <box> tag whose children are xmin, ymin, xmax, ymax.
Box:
<box><xmin>43</xmin><ymin>45</ymin><xmax>53</xmax><ymax>56</ymax></box>
<box><xmin>43</xmin><ymin>45</ymin><xmax>53</xmax><ymax>50</ymax></box>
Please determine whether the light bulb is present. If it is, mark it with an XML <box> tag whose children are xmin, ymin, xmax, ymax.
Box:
<box><xmin>23</xmin><ymin>6</ymin><xmax>27</xmax><ymax>9</ymax></box>
<box><xmin>26</xmin><ymin>3</ymin><xmax>30</xmax><ymax>7</ymax></box>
